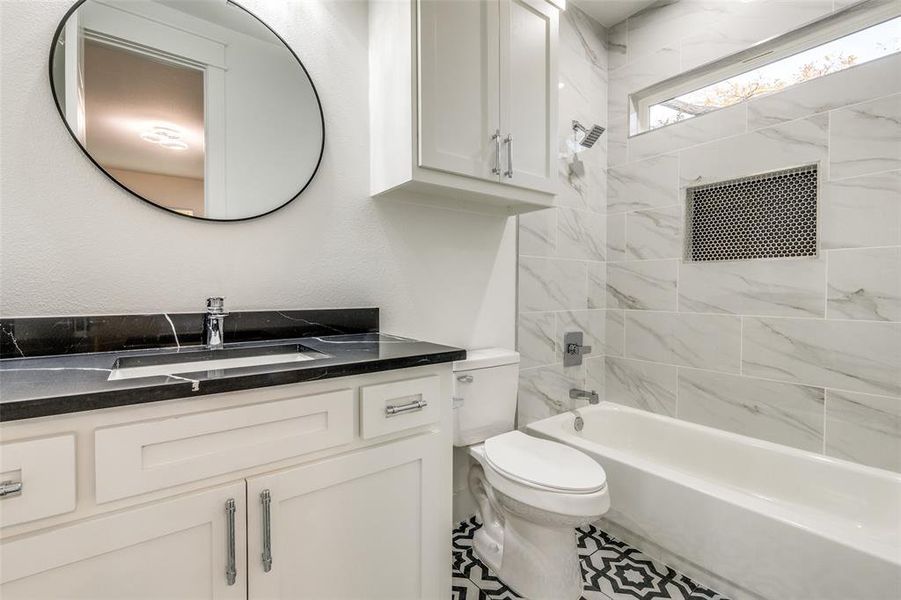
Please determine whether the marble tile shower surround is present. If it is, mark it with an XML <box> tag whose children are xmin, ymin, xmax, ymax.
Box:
<box><xmin>517</xmin><ymin>3</ymin><xmax>609</xmax><ymax>426</ymax></box>
<box><xmin>518</xmin><ymin>0</ymin><xmax>901</xmax><ymax>474</ymax></box>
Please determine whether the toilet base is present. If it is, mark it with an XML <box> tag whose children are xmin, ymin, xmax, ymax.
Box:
<box><xmin>473</xmin><ymin>511</ymin><xmax>583</xmax><ymax>600</ymax></box>
<box><xmin>468</xmin><ymin>464</ymin><xmax>586</xmax><ymax>600</ymax></box>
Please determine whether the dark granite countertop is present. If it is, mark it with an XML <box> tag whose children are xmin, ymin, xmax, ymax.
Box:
<box><xmin>0</xmin><ymin>333</ymin><xmax>466</xmax><ymax>421</ymax></box>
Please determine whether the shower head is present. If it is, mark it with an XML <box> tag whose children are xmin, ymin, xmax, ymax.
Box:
<box><xmin>572</xmin><ymin>120</ymin><xmax>605</xmax><ymax>148</ymax></box>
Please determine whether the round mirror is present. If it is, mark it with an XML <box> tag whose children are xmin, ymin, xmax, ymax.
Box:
<box><xmin>50</xmin><ymin>0</ymin><xmax>324</xmax><ymax>221</ymax></box>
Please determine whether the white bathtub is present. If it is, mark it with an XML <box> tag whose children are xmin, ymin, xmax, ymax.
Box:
<box><xmin>527</xmin><ymin>402</ymin><xmax>901</xmax><ymax>600</ymax></box>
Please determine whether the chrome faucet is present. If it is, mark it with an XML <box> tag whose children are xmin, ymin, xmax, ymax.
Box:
<box><xmin>570</xmin><ymin>388</ymin><xmax>599</xmax><ymax>404</ymax></box>
<box><xmin>570</xmin><ymin>388</ymin><xmax>599</xmax><ymax>432</ymax></box>
<box><xmin>203</xmin><ymin>297</ymin><xmax>228</xmax><ymax>349</ymax></box>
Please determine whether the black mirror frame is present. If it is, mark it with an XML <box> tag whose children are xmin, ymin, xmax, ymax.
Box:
<box><xmin>48</xmin><ymin>0</ymin><xmax>326</xmax><ymax>222</ymax></box>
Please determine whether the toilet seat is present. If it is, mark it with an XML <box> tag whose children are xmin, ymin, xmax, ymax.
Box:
<box><xmin>484</xmin><ymin>431</ymin><xmax>607</xmax><ymax>493</ymax></box>
<box><xmin>472</xmin><ymin>432</ymin><xmax>610</xmax><ymax>518</ymax></box>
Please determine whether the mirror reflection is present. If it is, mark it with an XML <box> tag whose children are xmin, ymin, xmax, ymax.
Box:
<box><xmin>51</xmin><ymin>0</ymin><xmax>324</xmax><ymax>221</ymax></box>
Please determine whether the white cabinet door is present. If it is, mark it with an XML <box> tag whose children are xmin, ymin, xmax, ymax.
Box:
<box><xmin>247</xmin><ymin>432</ymin><xmax>450</xmax><ymax>599</ymax></box>
<box><xmin>0</xmin><ymin>482</ymin><xmax>246</xmax><ymax>599</ymax></box>
<box><xmin>418</xmin><ymin>0</ymin><xmax>501</xmax><ymax>181</ymax></box>
<box><xmin>499</xmin><ymin>0</ymin><xmax>558</xmax><ymax>193</ymax></box>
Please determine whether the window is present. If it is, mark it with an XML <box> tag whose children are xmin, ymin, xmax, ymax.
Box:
<box><xmin>630</xmin><ymin>3</ymin><xmax>901</xmax><ymax>135</ymax></box>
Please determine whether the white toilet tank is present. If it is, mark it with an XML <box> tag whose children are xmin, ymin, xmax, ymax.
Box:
<box><xmin>452</xmin><ymin>348</ymin><xmax>520</xmax><ymax>447</ymax></box>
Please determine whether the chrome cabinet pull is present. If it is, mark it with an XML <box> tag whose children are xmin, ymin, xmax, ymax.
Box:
<box><xmin>457</xmin><ymin>375</ymin><xmax>473</xmax><ymax>383</ymax></box>
<box><xmin>491</xmin><ymin>130</ymin><xmax>501</xmax><ymax>175</ymax></box>
<box><xmin>385</xmin><ymin>399</ymin><xmax>427</xmax><ymax>417</ymax></box>
<box><xmin>261</xmin><ymin>489</ymin><xmax>272</xmax><ymax>573</ymax></box>
<box><xmin>0</xmin><ymin>480</ymin><xmax>22</xmax><ymax>498</ymax></box>
<box><xmin>225</xmin><ymin>498</ymin><xmax>237</xmax><ymax>586</ymax></box>
<box><xmin>504</xmin><ymin>134</ymin><xmax>513</xmax><ymax>178</ymax></box>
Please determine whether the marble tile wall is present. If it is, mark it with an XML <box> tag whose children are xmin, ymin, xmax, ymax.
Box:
<box><xmin>518</xmin><ymin>0</ymin><xmax>901</xmax><ymax>474</ymax></box>
<box><xmin>516</xmin><ymin>4</ymin><xmax>609</xmax><ymax>427</ymax></box>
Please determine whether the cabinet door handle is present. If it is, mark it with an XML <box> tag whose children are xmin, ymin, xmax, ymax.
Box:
<box><xmin>0</xmin><ymin>480</ymin><xmax>22</xmax><ymax>498</ymax></box>
<box><xmin>504</xmin><ymin>134</ymin><xmax>513</xmax><ymax>178</ymax></box>
<box><xmin>491</xmin><ymin>130</ymin><xmax>501</xmax><ymax>175</ymax></box>
<box><xmin>385</xmin><ymin>398</ymin><xmax>427</xmax><ymax>417</ymax></box>
<box><xmin>225</xmin><ymin>498</ymin><xmax>237</xmax><ymax>586</ymax></box>
<box><xmin>261</xmin><ymin>489</ymin><xmax>273</xmax><ymax>573</ymax></box>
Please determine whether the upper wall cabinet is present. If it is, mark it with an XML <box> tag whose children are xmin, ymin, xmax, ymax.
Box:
<box><xmin>370</xmin><ymin>0</ymin><xmax>559</xmax><ymax>215</ymax></box>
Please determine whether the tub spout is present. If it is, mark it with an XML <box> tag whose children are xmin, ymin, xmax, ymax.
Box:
<box><xmin>570</xmin><ymin>388</ymin><xmax>599</xmax><ymax>404</ymax></box>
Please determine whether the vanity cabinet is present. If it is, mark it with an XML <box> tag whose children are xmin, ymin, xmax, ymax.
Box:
<box><xmin>370</xmin><ymin>0</ymin><xmax>559</xmax><ymax>215</ymax></box>
<box><xmin>246</xmin><ymin>432</ymin><xmax>446</xmax><ymax>599</ymax></box>
<box><xmin>0</xmin><ymin>482</ymin><xmax>247</xmax><ymax>599</ymax></box>
<box><xmin>0</xmin><ymin>366</ymin><xmax>452</xmax><ymax>599</ymax></box>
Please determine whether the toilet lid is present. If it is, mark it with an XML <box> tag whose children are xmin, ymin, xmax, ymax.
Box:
<box><xmin>484</xmin><ymin>431</ymin><xmax>607</xmax><ymax>493</ymax></box>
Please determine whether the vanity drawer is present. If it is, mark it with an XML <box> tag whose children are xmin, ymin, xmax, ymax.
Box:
<box><xmin>94</xmin><ymin>388</ymin><xmax>354</xmax><ymax>503</ymax></box>
<box><xmin>0</xmin><ymin>434</ymin><xmax>76</xmax><ymax>528</ymax></box>
<box><xmin>359</xmin><ymin>376</ymin><xmax>440</xmax><ymax>439</ymax></box>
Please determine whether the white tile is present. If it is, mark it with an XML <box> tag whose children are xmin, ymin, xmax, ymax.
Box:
<box><xmin>630</xmin><ymin>104</ymin><xmax>747</xmax><ymax>163</ymax></box>
<box><xmin>518</xmin><ymin>364</ymin><xmax>584</xmax><ymax>421</ymax></box>
<box><xmin>605</xmin><ymin>310</ymin><xmax>625</xmax><ymax>357</ymax></box>
<box><xmin>825</xmin><ymin>389</ymin><xmax>901</xmax><ymax>473</ymax></box>
<box><xmin>585</xmin><ymin>355</ymin><xmax>606</xmax><ymax>405</ymax></box>
<box><xmin>679</xmin><ymin>114</ymin><xmax>827</xmax><ymax>188</ymax></box>
<box><xmin>605</xmin><ymin>356</ymin><xmax>677</xmax><ymax>416</ymax></box>
<box><xmin>607</xmin><ymin>155</ymin><xmax>679</xmax><ymax>213</ymax></box>
<box><xmin>625</xmin><ymin>311</ymin><xmax>742</xmax><ymax>373</ymax></box>
<box><xmin>588</xmin><ymin>261</ymin><xmax>607</xmax><ymax>309</ymax></box>
<box><xmin>626</xmin><ymin>205</ymin><xmax>683</xmax><ymax>260</ymax></box>
<box><xmin>607</xmin><ymin>260</ymin><xmax>679</xmax><ymax>311</ymax></box>
<box><xmin>678</xmin><ymin>370</ymin><xmax>825</xmax><ymax>452</ymax></box>
<box><xmin>605</xmin><ymin>21</ymin><xmax>627</xmax><ymax>71</ymax></box>
<box><xmin>607</xmin><ymin>212</ymin><xmax>627</xmax><ymax>261</ymax></box>
<box><xmin>747</xmin><ymin>54</ymin><xmax>901</xmax><ymax>130</ymax></box>
<box><xmin>556</xmin><ymin>207</ymin><xmax>606</xmax><ymax>260</ymax></box>
<box><xmin>743</xmin><ymin>317</ymin><xmax>901</xmax><ymax>397</ymax></box>
<box><xmin>626</xmin><ymin>0</ymin><xmax>727</xmax><ymax>64</ymax></box>
<box><xmin>827</xmin><ymin>247</ymin><xmax>901</xmax><ymax>322</ymax></box>
<box><xmin>679</xmin><ymin>0</ymin><xmax>832</xmax><ymax>72</ymax></box>
<box><xmin>560</xmin><ymin>1</ymin><xmax>607</xmax><ymax>72</ymax></box>
<box><xmin>517</xmin><ymin>312</ymin><xmax>556</xmax><ymax>369</ymax></box>
<box><xmin>518</xmin><ymin>209</ymin><xmax>555</xmax><ymax>257</ymax></box>
<box><xmin>830</xmin><ymin>94</ymin><xmax>901</xmax><ymax>180</ymax></box>
<box><xmin>519</xmin><ymin>257</ymin><xmax>588</xmax><ymax>312</ymax></box>
<box><xmin>678</xmin><ymin>256</ymin><xmax>826</xmax><ymax>318</ymax></box>
<box><xmin>821</xmin><ymin>170</ymin><xmax>901</xmax><ymax>250</ymax></box>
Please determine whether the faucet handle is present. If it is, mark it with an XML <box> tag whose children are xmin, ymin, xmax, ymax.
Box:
<box><xmin>206</xmin><ymin>297</ymin><xmax>226</xmax><ymax>314</ymax></box>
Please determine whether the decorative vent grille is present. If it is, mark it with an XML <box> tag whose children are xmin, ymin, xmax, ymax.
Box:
<box><xmin>684</xmin><ymin>164</ymin><xmax>818</xmax><ymax>262</ymax></box>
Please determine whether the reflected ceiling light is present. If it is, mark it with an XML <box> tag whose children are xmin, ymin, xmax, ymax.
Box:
<box><xmin>140</xmin><ymin>125</ymin><xmax>188</xmax><ymax>150</ymax></box>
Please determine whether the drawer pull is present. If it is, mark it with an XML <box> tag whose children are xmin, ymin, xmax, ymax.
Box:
<box><xmin>225</xmin><ymin>498</ymin><xmax>237</xmax><ymax>586</ymax></box>
<box><xmin>0</xmin><ymin>480</ymin><xmax>22</xmax><ymax>498</ymax></box>
<box><xmin>261</xmin><ymin>489</ymin><xmax>273</xmax><ymax>573</ymax></box>
<box><xmin>385</xmin><ymin>399</ymin><xmax>427</xmax><ymax>417</ymax></box>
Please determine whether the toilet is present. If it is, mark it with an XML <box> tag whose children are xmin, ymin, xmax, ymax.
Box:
<box><xmin>453</xmin><ymin>349</ymin><xmax>610</xmax><ymax>600</ymax></box>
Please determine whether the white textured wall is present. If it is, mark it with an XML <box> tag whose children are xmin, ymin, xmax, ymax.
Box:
<box><xmin>0</xmin><ymin>0</ymin><xmax>516</xmax><ymax>351</ymax></box>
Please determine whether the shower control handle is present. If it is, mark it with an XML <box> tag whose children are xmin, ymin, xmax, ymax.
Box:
<box><xmin>491</xmin><ymin>130</ymin><xmax>501</xmax><ymax>176</ymax></box>
<box><xmin>504</xmin><ymin>134</ymin><xmax>513</xmax><ymax>178</ymax></box>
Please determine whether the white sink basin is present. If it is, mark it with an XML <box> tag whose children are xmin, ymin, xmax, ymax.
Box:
<box><xmin>108</xmin><ymin>344</ymin><xmax>326</xmax><ymax>381</ymax></box>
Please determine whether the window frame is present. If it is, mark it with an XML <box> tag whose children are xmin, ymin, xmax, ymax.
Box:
<box><xmin>629</xmin><ymin>0</ymin><xmax>901</xmax><ymax>136</ymax></box>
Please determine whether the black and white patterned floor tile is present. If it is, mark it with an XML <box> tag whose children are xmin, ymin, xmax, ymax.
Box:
<box><xmin>452</xmin><ymin>518</ymin><xmax>730</xmax><ymax>600</ymax></box>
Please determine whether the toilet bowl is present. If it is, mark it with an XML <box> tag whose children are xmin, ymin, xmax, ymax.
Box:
<box><xmin>453</xmin><ymin>350</ymin><xmax>610</xmax><ymax>600</ymax></box>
